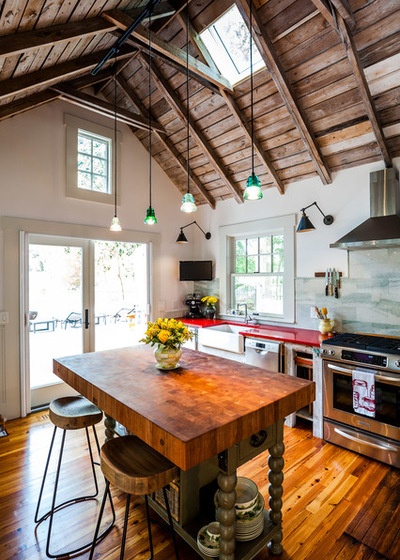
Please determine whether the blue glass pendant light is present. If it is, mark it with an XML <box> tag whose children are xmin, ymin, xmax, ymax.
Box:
<box><xmin>243</xmin><ymin>0</ymin><xmax>263</xmax><ymax>201</ymax></box>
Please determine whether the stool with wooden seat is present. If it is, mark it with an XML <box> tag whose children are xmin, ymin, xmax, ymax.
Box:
<box><xmin>34</xmin><ymin>395</ymin><xmax>115</xmax><ymax>558</ymax></box>
<box><xmin>89</xmin><ymin>435</ymin><xmax>180</xmax><ymax>560</ymax></box>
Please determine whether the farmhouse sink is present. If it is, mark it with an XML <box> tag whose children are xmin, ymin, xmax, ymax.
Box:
<box><xmin>198</xmin><ymin>324</ymin><xmax>251</xmax><ymax>354</ymax></box>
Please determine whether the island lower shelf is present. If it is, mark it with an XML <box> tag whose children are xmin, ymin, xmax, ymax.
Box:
<box><xmin>149</xmin><ymin>499</ymin><xmax>281</xmax><ymax>560</ymax></box>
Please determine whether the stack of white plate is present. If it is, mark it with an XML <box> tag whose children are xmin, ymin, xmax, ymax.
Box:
<box><xmin>197</xmin><ymin>524</ymin><xmax>220</xmax><ymax>557</ymax></box>
<box><xmin>214</xmin><ymin>477</ymin><xmax>265</xmax><ymax>542</ymax></box>
<box><xmin>235</xmin><ymin>491</ymin><xmax>265</xmax><ymax>541</ymax></box>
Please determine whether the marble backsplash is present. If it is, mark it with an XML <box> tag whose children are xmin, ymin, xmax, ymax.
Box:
<box><xmin>296</xmin><ymin>248</ymin><xmax>400</xmax><ymax>336</ymax></box>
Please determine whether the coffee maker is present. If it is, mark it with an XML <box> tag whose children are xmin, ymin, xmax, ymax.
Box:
<box><xmin>185</xmin><ymin>293</ymin><xmax>203</xmax><ymax>318</ymax></box>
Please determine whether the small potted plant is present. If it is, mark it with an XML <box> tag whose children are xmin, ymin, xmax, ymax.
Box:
<box><xmin>201</xmin><ymin>296</ymin><xmax>218</xmax><ymax>319</ymax></box>
<box><xmin>140</xmin><ymin>318</ymin><xmax>193</xmax><ymax>370</ymax></box>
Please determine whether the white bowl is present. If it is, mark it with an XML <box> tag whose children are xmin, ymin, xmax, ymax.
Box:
<box><xmin>235</xmin><ymin>477</ymin><xmax>258</xmax><ymax>510</ymax></box>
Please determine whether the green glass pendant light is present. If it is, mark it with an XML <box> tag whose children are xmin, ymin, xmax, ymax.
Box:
<box><xmin>243</xmin><ymin>0</ymin><xmax>263</xmax><ymax>201</ymax></box>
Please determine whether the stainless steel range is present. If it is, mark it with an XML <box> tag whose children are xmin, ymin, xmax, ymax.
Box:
<box><xmin>321</xmin><ymin>333</ymin><xmax>400</xmax><ymax>467</ymax></box>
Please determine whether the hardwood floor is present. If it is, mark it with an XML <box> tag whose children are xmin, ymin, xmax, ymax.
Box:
<box><xmin>0</xmin><ymin>411</ymin><xmax>397</xmax><ymax>560</ymax></box>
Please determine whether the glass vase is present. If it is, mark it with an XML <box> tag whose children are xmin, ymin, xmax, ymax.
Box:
<box><xmin>205</xmin><ymin>305</ymin><xmax>216</xmax><ymax>319</ymax></box>
<box><xmin>154</xmin><ymin>345</ymin><xmax>182</xmax><ymax>370</ymax></box>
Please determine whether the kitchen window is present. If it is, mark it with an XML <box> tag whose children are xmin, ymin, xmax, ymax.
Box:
<box><xmin>233</xmin><ymin>234</ymin><xmax>284</xmax><ymax>315</ymax></box>
<box><xmin>219</xmin><ymin>215</ymin><xmax>295</xmax><ymax>323</ymax></box>
<box><xmin>65</xmin><ymin>114</ymin><xmax>119</xmax><ymax>205</ymax></box>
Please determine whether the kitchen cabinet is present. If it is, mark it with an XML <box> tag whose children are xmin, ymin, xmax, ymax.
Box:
<box><xmin>284</xmin><ymin>343</ymin><xmax>323</xmax><ymax>438</ymax></box>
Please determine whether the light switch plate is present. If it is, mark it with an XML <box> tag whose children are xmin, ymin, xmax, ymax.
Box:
<box><xmin>0</xmin><ymin>311</ymin><xmax>9</xmax><ymax>324</ymax></box>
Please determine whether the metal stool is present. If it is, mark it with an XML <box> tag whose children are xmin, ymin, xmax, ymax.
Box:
<box><xmin>35</xmin><ymin>395</ymin><xmax>115</xmax><ymax>558</ymax></box>
<box><xmin>89</xmin><ymin>435</ymin><xmax>180</xmax><ymax>560</ymax></box>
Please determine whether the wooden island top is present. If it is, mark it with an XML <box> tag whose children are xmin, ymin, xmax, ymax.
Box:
<box><xmin>54</xmin><ymin>345</ymin><xmax>315</xmax><ymax>559</ymax></box>
<box><xmin>53</xmin><ymin>345</ymin><xmax>314</xmax><ymax>471</ymax></box>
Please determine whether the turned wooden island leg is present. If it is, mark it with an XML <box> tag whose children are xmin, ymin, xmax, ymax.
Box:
<box><xmin>217</xmin><ymin>470</ymin><xmax>237</xmax><ymax>560</ymax></box>
<box><xmin>104</xmin><ymin>414</ymin><xmax>116</xmax><ymax>441</ymax></box>
<box><xmin>268</xmin><ymin>438</ymin><xmax>285</xmax><ymax>554</ymax></box>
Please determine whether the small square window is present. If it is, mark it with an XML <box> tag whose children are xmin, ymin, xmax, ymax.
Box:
<box><xmin>65</xmin><ymin>114</ymin><xmax>119</xmax><ymax>205</ymax></box>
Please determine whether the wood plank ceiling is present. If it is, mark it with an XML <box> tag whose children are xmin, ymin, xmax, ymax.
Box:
<box><xmin>0</xmin><ymin>0</ymin><xmax>399</xmax><ymax>209</ymax></box>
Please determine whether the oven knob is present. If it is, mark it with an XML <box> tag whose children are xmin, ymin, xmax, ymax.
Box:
<box><xmin>394</xmin><ymin>360</ymin><xmax>400</xmax><ymax>368</ymax></box>
<box><xmin>328</xmin><ymin>350</ymin><xmax>335</xmax><ymax>356</ymax></box>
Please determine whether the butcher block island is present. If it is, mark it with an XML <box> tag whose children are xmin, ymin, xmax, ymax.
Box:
<box><xmin>54</xmin><ymin>345</ymin><xmax>314</xmax><ymax>560</ymax></box>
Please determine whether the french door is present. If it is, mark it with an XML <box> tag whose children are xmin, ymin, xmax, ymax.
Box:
<box><xmin>26</xmin><ymin>235</ymin><xmax>148</xmax><ymax>410</ymax></box>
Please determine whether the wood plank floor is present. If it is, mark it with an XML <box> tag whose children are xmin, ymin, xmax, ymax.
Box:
<box><xmin>0</xmin><ymin>411</ymin><xmax>397</xmax><ymax>560</ymax></box>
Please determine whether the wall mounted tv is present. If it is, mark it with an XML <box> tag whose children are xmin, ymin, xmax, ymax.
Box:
<box><xmin>179</xmin><ymin>260</ymin><xmax>213</xmax><ymax>281</ymax></box>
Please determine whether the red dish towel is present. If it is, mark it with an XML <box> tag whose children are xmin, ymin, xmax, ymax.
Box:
<box><xmin>352</xmin><ymin>368</ymin><xmax>375</xmax><ymax>418</ymax></box>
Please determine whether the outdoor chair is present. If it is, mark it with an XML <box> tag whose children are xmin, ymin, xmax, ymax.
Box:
<box><xmin>63</xmin><ymin>312</ymin><xmax>82</xmax><ymax>328</ymax></box>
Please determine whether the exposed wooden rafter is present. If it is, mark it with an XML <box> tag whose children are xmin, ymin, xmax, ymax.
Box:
<box><xmin>0</xmin><ymin>18</ymin><xmax>116</xmax><ymax>58</ymax></box>
<box><xmin>235</xmin><ymin>0</ymin><xmax>332</xmax><ymax>186</ymax></box>
<box><xmin>310</xmin><ymin>0</ymin><xmax>392</xmax><ymax>167</ymax></box>
<box><xmin>0</xmin><ymin>46</ymin><xmax>136</xmax><ymax>103</ymax></box>
<box><xmin>51</xmin><ymin>84</ymin><xmax>165</xmax><ymax>133</ymax></box>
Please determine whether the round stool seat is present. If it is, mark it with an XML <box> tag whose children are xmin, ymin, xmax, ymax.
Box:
<box><xmin>101</xmin><ymin>435</ymin><xmax>179</xmax><ymax>496</ymax></box>
<box><xmin>89</xmin><ymin>435</ymin><xmax>180</xmax><ymax>560</ymax></box>
<box><xmin>49</xmin><ymin>396</ymin><xmax>103</xmax><ymax>430</ymax></box>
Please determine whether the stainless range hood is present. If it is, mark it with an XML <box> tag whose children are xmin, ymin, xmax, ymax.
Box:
<box><xmin>330</xmin><ymin>168</ymin><xmax>400</xmax><ymax>250</ymax></box>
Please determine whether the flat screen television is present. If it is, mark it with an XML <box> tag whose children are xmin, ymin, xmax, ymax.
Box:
<box><xmin>179</xmin><ymin>260</ymin><xmax>213</xmax><ymax>281</ymax></box>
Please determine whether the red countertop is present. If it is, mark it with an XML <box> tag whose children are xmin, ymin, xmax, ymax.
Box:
<box><xmin>178</xmin><ymin>317</ymin><xmax>331</xmax><ymax>347</ymax></box>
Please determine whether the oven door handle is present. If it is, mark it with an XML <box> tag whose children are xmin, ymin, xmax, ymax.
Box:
<box><xmin>375</xmin><ymin>374</ymin><xmax>400</xmax><ymax>385</ymax></box>
<box><xmin>327</xmin><ymin>363</ymin><xmax>353</xmax><ymax>375</ymax></box>
<box><xmin>333</xmin><ymin>426</ymin><xmax>399</xmax><ymax>452</ymax></box>
<box><xmin>327</xmin><ymin>363</ymin><xmax>400</xmax><ymax>385</ymax></box>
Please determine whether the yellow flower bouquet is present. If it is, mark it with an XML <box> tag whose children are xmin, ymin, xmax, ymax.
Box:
<box><xmin>201</xmin><ymin>295</ymin><xmax>218</xmax><ymax>307</ymax></box>
<box><xmin>140</xmin><ymin>318</ymin><xmax>193</xmax><ymax>350</ymax></box>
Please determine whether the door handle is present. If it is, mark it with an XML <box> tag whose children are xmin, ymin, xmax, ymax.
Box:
<box><xmin>84</xmin><ymin>309</ymin><xmax>89</xmax><ymax>329</ymax></box>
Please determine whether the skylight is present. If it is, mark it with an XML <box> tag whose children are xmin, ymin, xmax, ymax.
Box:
<box><xmin>200</xmin><ymin>4</ymin><xmax>265</xmax><ymax>86</ymax></box>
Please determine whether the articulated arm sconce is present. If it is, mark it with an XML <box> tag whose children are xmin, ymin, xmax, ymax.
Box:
<box><xmin>176</xmin><ymin>221</ymin><xmax>211</xmax><ymax>243</ymax></box>
<box><xmin>297</xmin><ymin>202</ymin><xmax>334</xmax><ymax>232</ymax></box>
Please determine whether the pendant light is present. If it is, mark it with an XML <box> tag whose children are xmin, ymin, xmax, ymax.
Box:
<box><xmin>180</xmin><ymin>8</ymin><xmax>197</xmax><ymax>213</ymax></box>
<box><xmin>243</xmin><ymin>0</ymin><xmax>263</xmax><ymax>201</ymax></box>
<box><xmin>110</xmin><ymin>61</ymin><xmax>122</xmax><ymax>231</ymax></box>
<box><xmin>144</xmin><ymin>12</ymin><xmax>157</xmax><ymax>224</ymax></box>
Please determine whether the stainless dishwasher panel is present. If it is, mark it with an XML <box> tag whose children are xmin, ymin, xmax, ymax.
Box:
<box><xmin>244</xmin><ymin>338</ymin><xmax>283</xmax><ymax>372</ymax></box>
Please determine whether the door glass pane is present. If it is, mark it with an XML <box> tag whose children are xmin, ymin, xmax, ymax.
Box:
<box><xmin>94</xmin><ymin>241</ymin><xmax>147</xmax><ymax>351</ymax></box>
<box><xmin>29</xmin><ymin>244</ymin><xmax>83</xmax><ymax>388</ymax></box>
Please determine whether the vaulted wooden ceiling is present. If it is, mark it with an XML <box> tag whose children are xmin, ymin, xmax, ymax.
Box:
<box><xmin>1</xmin><ymin>0</ymin><xmax>399</xmax><ymax>208</ymax></box>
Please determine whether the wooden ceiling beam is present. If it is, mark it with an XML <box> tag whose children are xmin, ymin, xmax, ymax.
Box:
<box><xmin>221</xmin><ymin>90</ymin><xmax>285</xmax><ymax>194</ymax></box>
<box><xmin>117</xmin><ymin>74</ymin><xmax>215</xmax><ymax>209</ymax></box>
<box><xmin>102</xmin><ymin>9</ymin><xmax>234</xmax><ymax>92</ymax></box>
<box><xmin>0</xmin><ymin>18</ymin><xmax>115</xmax><ymax>58</ymax></box>
<box><xmin>51</xmin><ymin>84</ymin><xmax>165</xmax><ymax>133</ymax></box>
<box><xmin>139</xmin><ymin>52</ymin><xmax>244</xmax><ymax>204</ymax></box>
<box><xmin>0</xmin><ymin>70</ymin><xmax>111</xmax><ymax>122</ymax></box>
<box><xmin>310</xmin><ymin>0</ymin><xmax>355</xmax><ymax>30</ymax></box>
<box><xmin>311</xmin><ymin>1</ymin><xmax>391</xmax><ymax>166</ymax></box>
<box><xmin>0</xmin><ymin>46</ymin><xmax>136</xmax><ymax>103</ymax></box>
<box><xmin>329</xmin><ymin>0</ymin><xmax>356</xmax><ymax>29</ymax></box>
<box><xmin>235</xmin><ymin>0</ymin><xmax>332</xmax><ymax>186</ymax></box>
<box><xmin>335</xmin><ymin>13</ymin><xmax>392</xmax><ymax>167</ymax></box>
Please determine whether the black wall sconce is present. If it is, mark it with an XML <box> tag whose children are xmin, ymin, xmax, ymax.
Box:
<box><xmin>297</xmin><ymin>201</ymin><xmax>334</xmax><ymax>232</ymax></box>
<box><xmin>176</xmin><ymin>221</ymin><xmax>211</xmax><ymax>243</ymax></box>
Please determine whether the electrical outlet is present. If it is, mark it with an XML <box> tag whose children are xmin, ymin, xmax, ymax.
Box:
<box><xmin>310</xmin><ymin>306</ymin><xmax>318</xmax><ymax>319</ymax></box>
